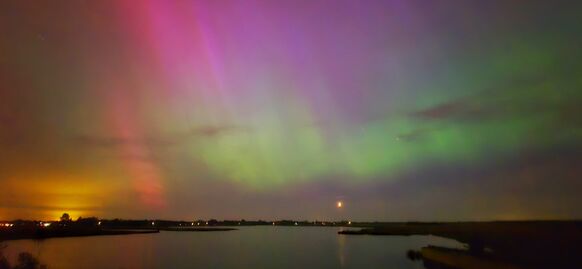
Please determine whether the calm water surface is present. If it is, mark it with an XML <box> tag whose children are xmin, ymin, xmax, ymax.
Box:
<box><xmin>4</xmin><ymin>227</ymin><xmax>462</xmax><ymax>269</ymax></box>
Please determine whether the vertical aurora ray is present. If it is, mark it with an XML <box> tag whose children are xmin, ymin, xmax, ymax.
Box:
<box><xmin>105</xmin><ymin>88</ymin><xmax>166</xmax><ymax>208</ymax></box>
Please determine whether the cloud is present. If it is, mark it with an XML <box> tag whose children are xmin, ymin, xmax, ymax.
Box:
<box><xmin>410</xmin><ymin>77</ymin><xmax>582</xmax><ymax>126</ymax></box>
<box><xmin>396</xmin><ymin>127</ymin><xmax>436</xmax><ymax>142</ymax></box>
<box><xmin>411</xmin><ymin>98</ymin><xmax>491</xmax><ymax>120</ymax></box>
<box><xmin>75</xmin><ymin>135</ymin><xmax>133</xmax><ymax>147</ymax></box>
<box><xmin>187</xmin><ymin>125</ymin><xmax>248</xmax><ymax>137</ymax></box>
<box><xmin>74</xmin><ymin>125</ymin><xmax>249</xmax><ymax>148</ymax></box>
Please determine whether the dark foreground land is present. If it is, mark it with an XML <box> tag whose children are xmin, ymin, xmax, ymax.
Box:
<box><xmin>0</xmin><ymin>218</ymin><xmax>351</xmax><ymax>242</ymax></box>
<box><xmin>340</xmin><ymin>221</ymin><xmax>582</xmax><ymax>269</ymax></box>
<box><xmin>0</xmin><ymin>219</ymin><xmax>243</xmax><ymax>241</ymax></box>
<box><xmin>0</xmin><ymin>227</ymin><xmax>239</xmax><ymax>241</ymax></box>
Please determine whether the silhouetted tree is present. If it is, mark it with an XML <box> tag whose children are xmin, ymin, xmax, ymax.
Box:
<box><xmin>60</xmin><ymin>213</ymin><xmax>70</xmax><ymax>223</ymax></box>
<box><xmin>0</xmin><ymin>247</ymin><xmax>45</xmax><ymax>269</ymax></box>
<box><xmin>75</xmin><ymin>217</ymin><xmax>99</xmax><ymax>226</ymax></box>
<box><xmin>0</xmin><ymin>243</ymin><xmax>9</xmax><ymax>269</ymax></box>
<box><xmin>13</xmin><ymin>253</ymin><xmax>39</xmax><ymax>269</ymax></box>
<box><xmin>0</xmin><ymin>256</ymin><xmax>9</xmax><ymax>269</ymax></box>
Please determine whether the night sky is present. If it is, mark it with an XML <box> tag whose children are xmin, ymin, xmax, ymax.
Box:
<box><xmin>1</xmin><ymin>1</ymin><xmax>581</xmax><ymax>221</ymax></box>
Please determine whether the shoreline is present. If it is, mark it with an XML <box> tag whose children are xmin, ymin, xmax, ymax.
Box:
<box><xmin>0</xmin><ymin>228</ymin><xmax>160</xmax><ymax>241</ymax></box>
<box><xmin>0</xmin><ymin>226</ymin><xmax>241</xmax><ymax>241</ymax></box>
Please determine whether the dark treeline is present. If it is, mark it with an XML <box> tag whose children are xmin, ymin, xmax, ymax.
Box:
<box><xmin>0</xmin><ymin>212</ymin><xmax>364</xmax><ymax>241</ymax></box>
<box><xmin>2</xmin><ymin>216</ymin><xmax>358</xmax><ymax>230</ymax></box>
<box><xmin>100</xmin><ymin>219</ymin><xmax>355</xmax><ymax>228</ymax></box>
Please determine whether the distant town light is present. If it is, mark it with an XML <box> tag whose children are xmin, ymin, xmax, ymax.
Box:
<box><xmin>337</xmin><ymin>201</ymin><xmax>343</xmax><ymax>208</ymax></box>
<box><xmin>348</xmin><ymin>221</ymin><xmax>352</xmax><ymax>225</ymax></box>
<box><xmin>294</xmin><ymin>222</ymin><xmax>298</xmax><ymax>226</ymax></box>
<box><xmin>272</xmin><ymin>222</ymin><xmax>275</xmax><ymax>225</ymax></box>
<box><xmin>151</xmin><ymin>221</ymin><xmax>155</xmax><ymax>226</ymax></box>
<box><xmin>98</xmin><ymin>221</ymin><xmax>101</xmax><ymax>226</ymax></box>
<box><xmin>42</xmin><ymin>222</ymin><xmax>51</xmax><ymax>227</ymax></box>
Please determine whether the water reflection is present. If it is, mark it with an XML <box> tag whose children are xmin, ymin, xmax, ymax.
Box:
<box><xmin>4</xmin><ymin>227</ymin><xmax>462</xmax><ymax>269</ymax></box>
<box><xmin>337</xmin><ymin>232</ymin><xmax>346</xmax><ymax>268</ymax></box>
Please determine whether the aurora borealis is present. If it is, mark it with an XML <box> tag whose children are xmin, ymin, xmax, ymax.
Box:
<box><xmin>1</xmin><ymin>1</ymin><xmax>581</xmax><ymax>221</ymax></box>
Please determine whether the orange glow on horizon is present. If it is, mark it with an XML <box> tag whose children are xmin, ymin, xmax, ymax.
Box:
<box><xmin>0</xmin><ymin>172</ymin><xmax>116</xmax><ymax>220</ymax></box>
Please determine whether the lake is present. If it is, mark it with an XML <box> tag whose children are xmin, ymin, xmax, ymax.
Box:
<box><xmin>3</xmin><ymin>226</ymin><xmax>462</xmax><ymax>269</ymax></box>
